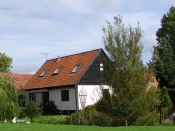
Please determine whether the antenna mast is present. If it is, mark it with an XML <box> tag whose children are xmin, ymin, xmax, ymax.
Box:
<box><xmin>41</xmin><ymin>52</ymin><xmax>50</xmax><ymax>61</ymax></box>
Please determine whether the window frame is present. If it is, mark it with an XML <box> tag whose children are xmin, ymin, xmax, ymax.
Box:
<box><xmin>42</xmin><ymin>92</ymin><xmax>49</xmax><ymax>105</ymax></box>
<box><xmin>29</xmin><ymin>93</ymin><xmax>35</xmax><ymax>102</ymax></box>
<box><xmin>39</xmin><ymin>70</ymin><xmax>48</xmax><ymax>77</ymax></box>
<box><xmin>52</xmin><ymin>67</ymin><xmax>62</xmax><ymax>76</ymax></box>
<box><xmin>70</xmin><ymin>64</ymin><xmax>81</xmax><ymax>74</ymax></box>
<box><xmin>61</xmin><ymin>90</ymin><xmax>69</xmax><ymax>101</ymax></box>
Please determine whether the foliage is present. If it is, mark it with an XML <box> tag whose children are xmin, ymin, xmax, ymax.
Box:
<box><xmin>162</xmin><ymin>86</ymin><xmax>173</xmax><ymax>107</ymax></box>
<box><xmin>95</xmin><ymin>89</ymin><xmax>113</xmax><ymax>114</ymax></box>
<box><xmin>65</xmin><ymin>109</ymin><xmax>113</xmax><ymax>126</ymax></box>
<box><xmin>58</xmin><ymin>102</ymin><xmax>63</xmax><ymax>115</ymax></box>
<box><xmin>18</xmin><ymin>88</ymin><xmax>26</xmax><ymax>107</ymax></box>
<box><xmin>149</xmin><ymin>6</ymin><xmax>175</xmax><ymax>88</ymax></box>
<box><xmin>101</xmin><ymin>15</ymin><xmax>156</xmax><ymax>126</ymax></box>
<box><xmin>0</xmin><ymin>74</ymin><xmax>19</xmax><ymax>120</ymax></box>
<box><xmin>24</xmin><ymin>101</ymin><xmax>42</xmax><ymax>122</ymax></box>
<box><xmin>0</xmin><ymin>52</ymin><xmax>13</xmax><ymax>72</ymax></box>
<box><xmin>132</xmin><ymin>111</ymin><xmax>160</xmax><ymax>126</ymax></box>
<box><xmin>18</xmin><ymin>107</ymin><xmax>27</xmax><ymax>118</ymax></box>
<box><xmin>36</xmin><ymin>116</ymin><xmax>66</xmax><ymax>124</ymax></box>
<box><xmin>42</xmin><ymin>100</ymin><xmax>58</xmax><ymax>115</ymax></box>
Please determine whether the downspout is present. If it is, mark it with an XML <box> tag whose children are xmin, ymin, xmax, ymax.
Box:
<box><xmin>75</xmin><ymin>84</ymin><xmax>78</xmax><ymax>110</ymax></box>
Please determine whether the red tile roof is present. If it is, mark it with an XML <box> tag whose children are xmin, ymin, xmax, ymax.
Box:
<box><xmin>24</xmin><ymin>49</ymin><xmax>101</xmax><ymax>90</ymax></box>
<box><xmin>12</xmin><ymin>74</ymin><xmax>33</xmax><ymax>90</ymax></box>
<box><xmin>0</xmin><ymin>73</ymin><xmax>33</xmax><ymax>90</ymax></box>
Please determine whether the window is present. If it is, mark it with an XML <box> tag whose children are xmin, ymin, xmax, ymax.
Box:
<box><xmin>29</xmin><ymin>93</ymin><xmax>35</xmax><ymax>102</ymax></box>
<box><xmin>39</xmin><ymin>70</ymin><xmax>48</xmax><ymax>77</ymax></box>
<box><xmin>14</xmin><ymin>77</ymin><xmax>19</xmax><ymax>81</ymax></box>
<box><xmin>52</xmin><ymin>67</ymin><xmax>62</xmax><ymax>75</ymax></box>
<box><xmin>100</xmin><ymin>62</ymin><xmax>103</xmax><ymax>71</ymax></box>
<box><xmin>61</xmin><ymin>90</ymin><xmax>69</xmax><ymax>101</ymax></box>
<box><xmin>71</xmin><ymin>64</ymin><xmax>81</xmax><ymax>74</ymax></box>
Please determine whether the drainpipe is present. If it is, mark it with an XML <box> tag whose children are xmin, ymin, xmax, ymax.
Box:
<box><xmin>75</xmin><ymin>84</ymin><xmax>78</xmax><ymax>110</ymax></box>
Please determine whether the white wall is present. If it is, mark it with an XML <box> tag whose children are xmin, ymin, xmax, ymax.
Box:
<box><xmin>77</xmin><ymin>85</ymin><xmax>110</xmax><ymax>110</ymax></box>
<box><xmin>25</xmin><ymin>85</ymin><xmax>111</xmax><ymax>111</ymax></box>
<box><xmin>25</xmin><ymin>89</ymin><xmax>47</xmax><ymax>106</ymax></box>
<box><xmin>49</xmin><ymin>88</ymin><xmax>76</xmax><ymax>110</ymax></box>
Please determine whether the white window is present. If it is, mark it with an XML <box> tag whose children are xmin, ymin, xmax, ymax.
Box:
<box><xmin>71</xmin><ymin>64</ymin><xmax>81</xmax><ymax>74</ymax></box>
<box><xmin>39</xmin><ymin>70</ymin><xmax>48</xmax><ymax>77</ymax></box>
<box><xmin>100</xmin><ymin>62</ymin><xmax>103</xmax><ymax>71</ymax></box>
<box><xmin>52</xmin><ymin>67</ymin><xmax>62</xmax><ymax>75</ymax></box>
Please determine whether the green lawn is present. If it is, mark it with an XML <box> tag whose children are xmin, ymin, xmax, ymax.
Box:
<box><xmin>1</xmin><ymin>115</ymin><xmax>175</xmax><ymax>131</ymax></box>
<box><xmin>1</xmin><ymin>123</ymin><xmax>175</xmax><ymax>131</ymax></box>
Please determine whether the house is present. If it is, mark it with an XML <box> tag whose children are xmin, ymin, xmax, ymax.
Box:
<box><xmin>24</xmin><ymin>48</ymin><xmax>109</xmax><ymax>111</ymax></box>
<box><xmin>0</xmin><ymin>73</ymin><xmax>33</xmax><ymax>90</ymax></box>
<box><xmin>145</xmin><ymin>71</ymin><xmax>159</xmax><ymax>91</ymax></box>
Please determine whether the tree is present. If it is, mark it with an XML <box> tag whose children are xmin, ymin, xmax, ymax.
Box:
<box><xmin>0</xmin><ymin>52</ymin><xmax>13</xmax><ymax>72</ymax></box>
<box><xmin>24</xmin><ymin>101</ymin><xmax>42</xmax><ymax>122</ymax></box>
<box><xmin>0</xmin><ymin>74</ymin><xmax>19</xmax><ymax>120</ymax></box>
<box><xmin>162</xmin><ymin>86</ymin><xmax>173</xmax><ymax>107</ymax></box>
<box><xmin>0</xmin><ymin>53</ymin><xmax>19</xmax><ymax>120</ymax></box>
<box><xmin>150</xmin><ymin>6</ymin><xmax>175</xmax><ymax>88</ymax></box>
<box><xmin>102</xmin><ymin>15</ymin><xmax>158</xmax><ymax>126</ymax></box>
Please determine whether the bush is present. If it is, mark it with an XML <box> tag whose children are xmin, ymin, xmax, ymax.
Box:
<box><xmin>36</xmin><ymin>116</ymin><xmax>66</xmax><ymax>124</ymax></box>
<box><xmin>42</xmin><ymin>101</ymin><xmax>58</xmax><ymax>115</ymax></box>
<box><xmin>24</xmin><ymin>101</ymin><xmax>42</xmax><ymax>122</ymax></box>
<box><xmin>65</xmin><ymin>109</ymin><xmax>113</xmax><ymax>126</ymax></box>
<box><xmin>18</xmin><ymin>107</ymin><xmax>26</xmax><ymax>118</ymax></box>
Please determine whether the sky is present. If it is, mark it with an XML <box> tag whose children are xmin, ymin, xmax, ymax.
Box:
<box><xmin>1</xmin><ymin>0</ymin><xmax>175</xmax><ymax>74</ymax></box>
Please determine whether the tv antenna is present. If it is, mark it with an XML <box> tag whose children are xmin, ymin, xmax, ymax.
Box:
<box><xmin>41</xmin><ymin>51</ymin><xmax>50</xmax><ymax>61</ymax></box>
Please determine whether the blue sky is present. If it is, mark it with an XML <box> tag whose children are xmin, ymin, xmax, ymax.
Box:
<box><xmin>0</xmin><ymin>0</ymin><xmax>175</xmax><ymax>74</ymax></box>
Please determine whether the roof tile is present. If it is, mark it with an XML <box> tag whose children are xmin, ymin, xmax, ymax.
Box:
<box><xmin>24</xmin><ymin>49</ymin><xmax>100</xmax><ymax>90</ymax></box>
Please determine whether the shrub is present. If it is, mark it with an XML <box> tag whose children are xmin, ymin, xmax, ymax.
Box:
<box><xmin>24</xmin><ymin>101</ymin><xmax>42</xmax><ymax>122</ymax></box>
<box><xmin>18</xmin><ymin>107</ymin><xmax>26</xmax><ymax>118</ymax></box>
<box><xmin>36</xmin><ymin>116</ymin><xmax>66</xmax><ymax>124</ymax></box>
<box><xmin>42</xmin><ymin>101</ymin><xmax>58</xmax><ymax>115</ymax></box>
<box><xmin>65</xmin><ymin>109</ymin><xmax>113</xmax><ymax>126</ymax></box>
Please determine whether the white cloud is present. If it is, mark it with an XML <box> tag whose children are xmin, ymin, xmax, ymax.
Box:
<box><xmin>1</xmin><ymin>0</ymin><xmax>175</xmax><ymax>73</ymax></box>
<box><xmin>11</xmin><ymin>64</ymin><xmax>39</xmax><ymax>74</ymax></box>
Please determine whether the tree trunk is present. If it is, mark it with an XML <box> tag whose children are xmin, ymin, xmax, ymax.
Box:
<box><xmin>125</xmin><ymin>118</ymin><xmax>128</xmax><ymax>126</ymax></box>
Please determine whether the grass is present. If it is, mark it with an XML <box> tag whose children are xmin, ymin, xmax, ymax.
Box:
<box><xmin>1</xmin><ymin>115</ymin><xmax>175</xmax><ymax>131</ymax></box>
<box><xmin>1</xmin><ymin>123</ymin><xmax>175</xmax><ymax>131</ymax></box>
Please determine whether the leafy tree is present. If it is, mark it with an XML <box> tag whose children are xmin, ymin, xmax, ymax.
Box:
<box><xmin>102</xmin><ymin>15</ymin><xmax>158</xmax><ymax>126</ymax></box>
<box><xmin>0</xmin><ymin>53</ymin><xmax>19</xmax><ymax>120</ymax></box>
<box><xmin>24</xmin><ymin>101</ymin><xmax>42</xmax><ymax>122</ymax></box>
<box><xmin>0</xmin><ymin>74</ymin><xmax>19</xmax><ymax>120</ymax></box>
<box><xmin>150</xmin><ymin>6</ymin><xmax>175</xmax><ymax>88</ymax></box>
<box><xmin>162</xmin><ymin>86</ymin><xmax>173</xmax><ymax>107</ymax></box>
<box><xmin>0</xmin><ymin>52</ymin><xmax>12</xmax><ymax>72</ymax></box>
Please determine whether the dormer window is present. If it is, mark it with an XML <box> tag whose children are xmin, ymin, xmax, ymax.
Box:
<box><xmin>71</xmin><ymin>64</ymin><xmax>81</xmax><ymax>74</ymax></box>
<box><xmin>39</xmin><ymin>70</ymin><xmax>48</xmax><ymax>77</ymax></box>
<box><xmin>52</xmin><ymin>67</ymin><xmax>62</xmax><ymax>75</ymax></box>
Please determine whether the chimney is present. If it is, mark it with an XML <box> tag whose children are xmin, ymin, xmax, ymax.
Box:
<box><xmin>57</xmin><ymin>56</ymin><xmax>61</xmax><ymax>62</ymax></box>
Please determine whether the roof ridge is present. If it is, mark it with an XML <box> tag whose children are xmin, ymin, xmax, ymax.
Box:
<box><xmin>47</xmin><ymin>48</ymin><xmax>102</xmax><ymax>61</ymax></box>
